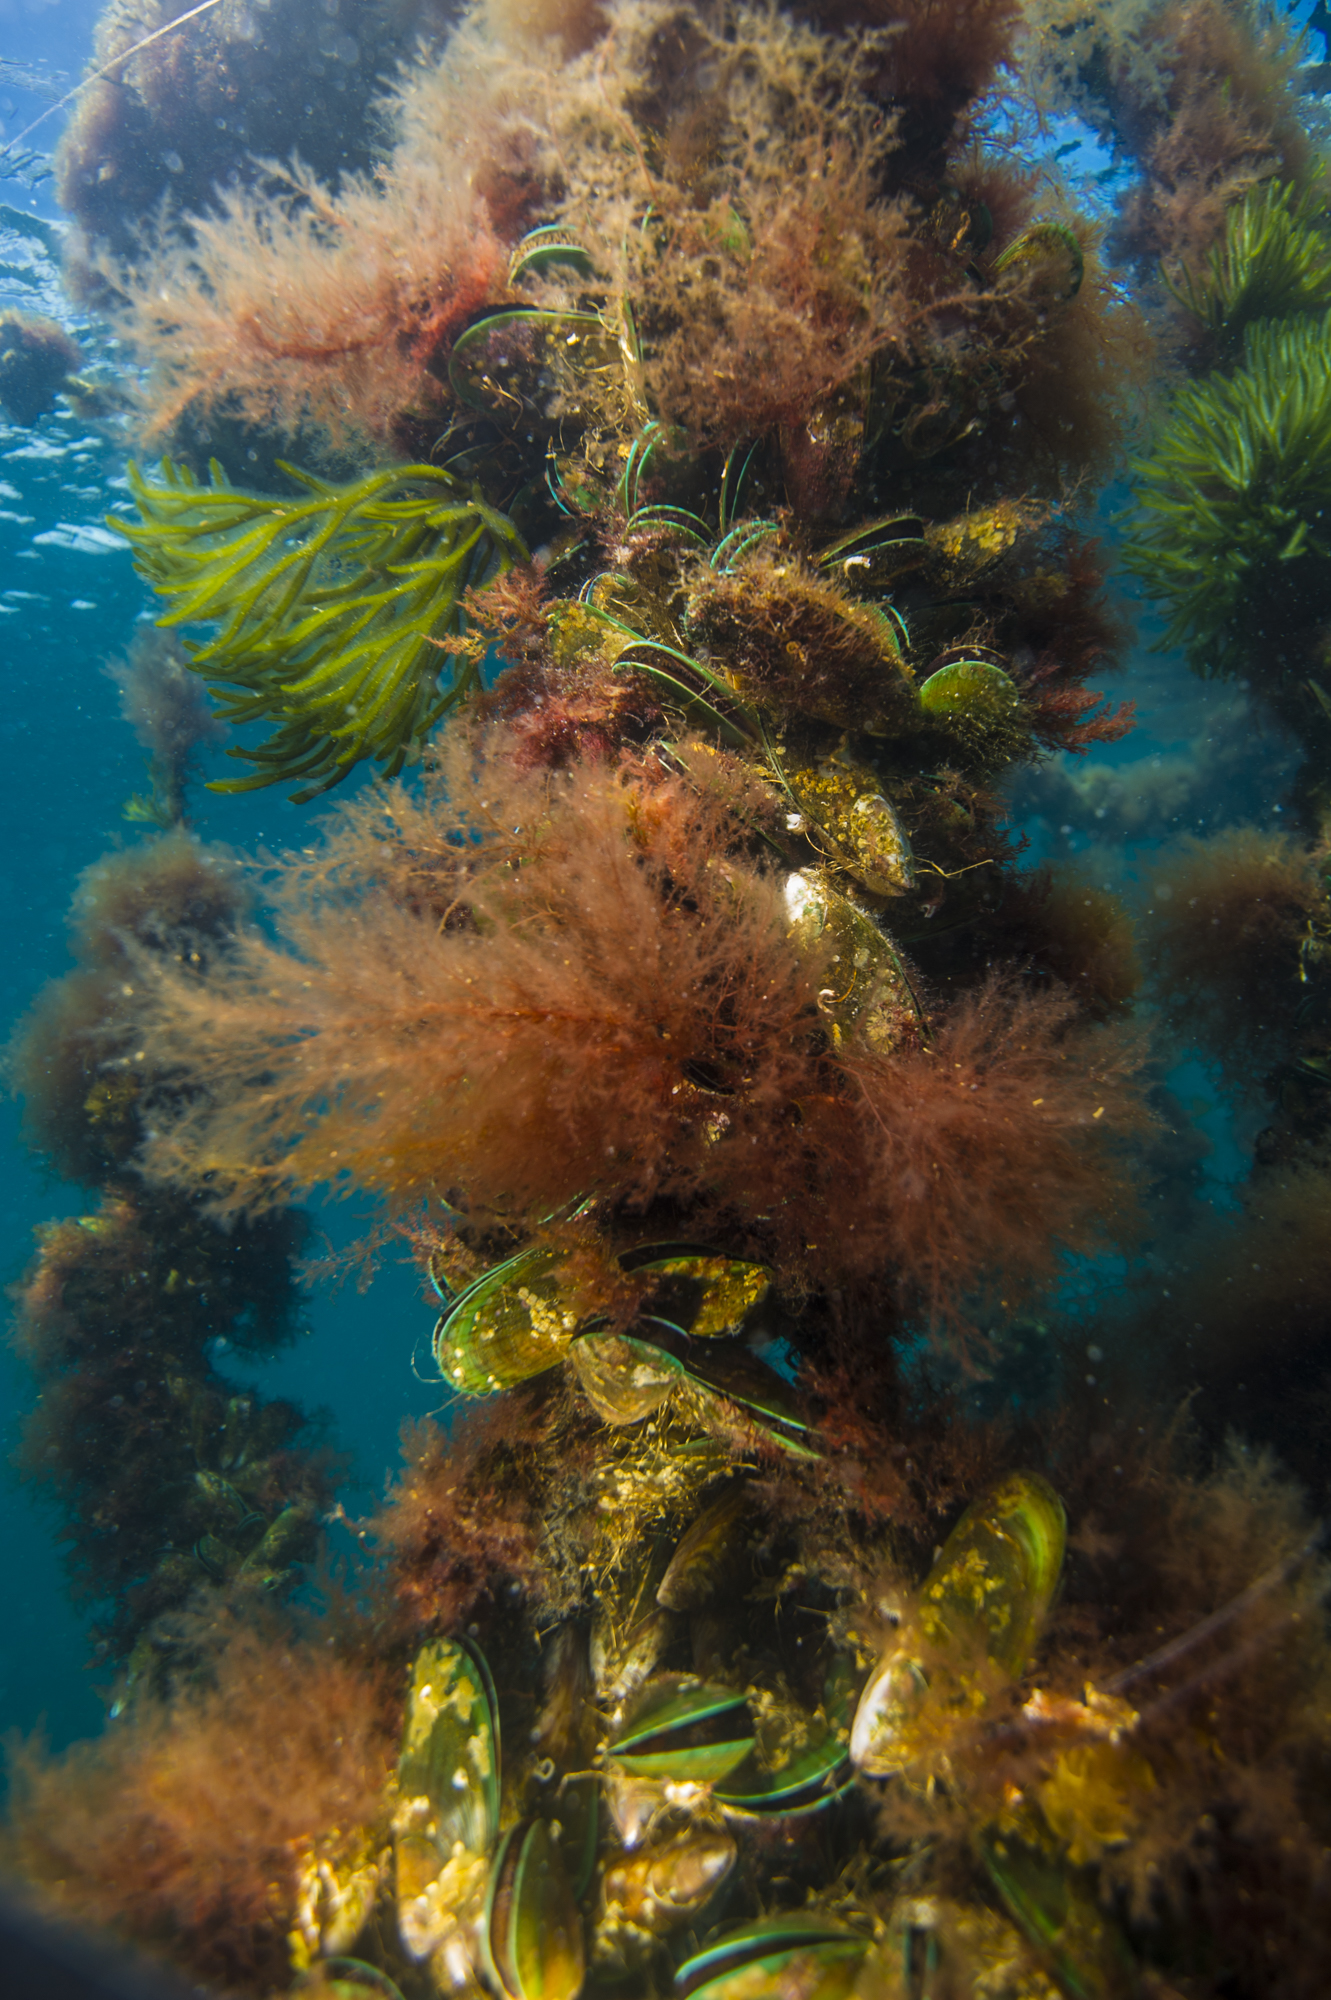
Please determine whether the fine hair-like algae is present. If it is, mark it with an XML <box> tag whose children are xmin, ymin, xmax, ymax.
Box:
<box><xmin>8</xmin><ymin>3</ymin><xmax>1331</xmax><ymax>1998</ymax></box>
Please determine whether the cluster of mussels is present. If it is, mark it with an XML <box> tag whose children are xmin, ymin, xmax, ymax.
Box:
<box><xmin>295</xmin><ymin>1447</ymin><xmax>1087</xmax><ymax>2000</ymax></box>
<box><xmin>278</xmin><ymin>1249</ymin><xmax>1158</xmax><ymax>2000</ymax></box>
<box><xmin>24</xmin><ymin>3</ymin><xmax>1331</xmax><ymax>1996</ymax></box>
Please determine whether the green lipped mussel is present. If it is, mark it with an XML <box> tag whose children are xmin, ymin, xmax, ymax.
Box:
<box><xmin>850</xmin><ymin>1471</ymin><xmax>1066</xmax><ymax>1777</ymax></box>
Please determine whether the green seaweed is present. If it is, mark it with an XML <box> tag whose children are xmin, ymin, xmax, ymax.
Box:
<box><xmin>113</xmin><ymin>460</ymin><xmax>527</xmax><ymax>800</ymax></box>
<box><xmin>1122</xmin><ymin>312</ymin><xmax>1331</xmax><ymax>680</ymax></box>
<box><xmin>1165</xmin><ymin>180</ymin><xmax>1331</xmax><ymax>362</ymax></box>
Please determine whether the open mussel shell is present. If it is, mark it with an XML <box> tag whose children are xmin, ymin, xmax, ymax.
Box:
<box><xmin>578</xmin><ymin>568</ymin><xmax>679</xmax><ymax>645</ymax></box>
<box><xmin>626</xmin><ymin>502</ymin><xmax>713</xmax><ymax>546</ymax></box>
<box><xmin>482</xmin><ymin>1817</ymin><xmax>586</xmax><ymax>2000</ymax></box>
<box><xmin>434</xmin><ymin>1246</ymin><xmax>583</xmax><ymax>1395</ymax></box>
<box><xmin>711</xmin><ymin>516</ymin><xmax>782</xmax><ymax>571</ymax></box>
<box><xmin>992</xmin><ymin>221</ymin><xmax>1085</xmax><ymax>301</ymax></box>
<box><xmin>717</xmin><ymin>1654</ymin><xmax>856</xmax><ymax>1817</ymax></box>
<box><xmin>618</xmin><ymin>1243</ymin><xmax>771</xmax><ymax>1338</ymax></box>
<box><xmin>714</xmin><ymin>1722</ymin><xmax>854</xmax><ymax>1817</ymax></box>
<box><xmin>546</xmin><ymin>447</ymin><xmax>618</xmax><ymax>520</ymax></box>
<box><xmin>508</xmin><ymin>224</ymin><xmax>596</xmax><ymax>286</ymax></box>
<box><xmin>918</xmin><ymin>1469</ymin><xmax>1067</xmax><ymax>1675</ymax></box>
<box><xmin>816</xmin><ymin>514</ymin><xmax>927</xmax><ymax>592</ymax></box>
<box><xmin>448</xmin><ymin>309</ymin><xmax>618</xmax><ymax>425</ymax></box>
<box><xmin>612</xmin><ymin>641</ymin><xmax>761</xmax><ymax>749</ymax></box>
<box><xmin>639</xmin><ymin>1319</ymin><xmax>820</xmax><ymax>1461</ymax></box>
<box><xmin>607</xmin><ymin>1673</ymin><xmax>755</xmax><ymax>1784</ymax></box>
<box><xmin>676</xmin><ymin>1916</ymin><xmax>872</xmax><ymax>2000</ymax></box>
<box><xmin>619</xmin><ymin>419</ymin><xmax>699</xmax><ymax>516</ymax></box>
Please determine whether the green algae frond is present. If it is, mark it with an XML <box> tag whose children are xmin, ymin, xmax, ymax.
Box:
<box><xmin>1166</xmin><ymin>180</ymin><xmax>1331</xmax><ymax>362</ymax></box>
<box><xmin>114</xmin><ymin>459</ymin><xmax>527</xmax><ymax>800</ymax></box>
<box><xmin>1122</xmin><ymin>311</ymin><xmax>1331</xmax><ymax>679</ymax></box>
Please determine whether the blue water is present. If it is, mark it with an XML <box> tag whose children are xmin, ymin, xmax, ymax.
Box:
<box><xmin>0</xmin><ymin>23</ymin><xmax>445</xmax><ymax>1742</ymax></box>
<box><xmin>0</xmin><ymin>0</ymin><xmax>1309</xmax><ymax>1757</ymax></box>
<box><xmin>0</xmin><ymin>405</ymin><xmax>444</xmax><ymax>1743</ymax></box>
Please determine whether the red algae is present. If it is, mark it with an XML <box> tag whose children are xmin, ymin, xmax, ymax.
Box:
<box><xmin>113</xmin><ymin>734</ymin><xmax>1146</xmax><ymax>1324</ymax></box>
<box><xmin>14</xmin><ymin>2</ymin><xmax>1331</xmax><ymax>1995</ymax></box>
<box><xmin>4</xmin><ymin>1623</ymin><xmax>397</xmax><ymax>1992</ymax></box>
<box><xmin>1143</xmin><ymin>827</ymin><xmax>1328</xmax><ymax>1054</ymax></box>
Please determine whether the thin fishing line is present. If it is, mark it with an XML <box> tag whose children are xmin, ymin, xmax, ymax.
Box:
<box><xmin>3</xmin><ymin>0</ymin><xmax>226</xmax><ymax>157</ymax></box>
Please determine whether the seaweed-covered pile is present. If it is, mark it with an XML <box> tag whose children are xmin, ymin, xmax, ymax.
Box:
<box><xmin>8</xmin><ymin>1</ymin><xmax>1331</xmax><ymax>1996</ymax></box>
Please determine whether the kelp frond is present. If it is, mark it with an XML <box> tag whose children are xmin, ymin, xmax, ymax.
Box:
<box><xmin>1165</xmin><ymin>180</ymin><xmax>1331</xmax><ymax>362</ymax></box>
<box><xmin>1122</xmin><ymin>312</ymin><xmax>1331</xmax><ymax>678</ymax></box>
<box><xmin>113</xmin><ymin>461</ymin><xmax>527</xmax><ymax>800</ymax></box>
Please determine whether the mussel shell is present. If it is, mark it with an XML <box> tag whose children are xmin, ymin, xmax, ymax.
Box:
<box><xmin>992</xmin><ymin>221</ymin><xmax>1085</xmax><ymax>301</ymax></box>
<box><xmin>607</xmin><ymin>1673</ymin><xmax>755</xmax><ymax>1783</ymax></box>
<box><xmin>816</xmin><ymin>514</ymin><xmax>927</xmax><ymax>592</ymax></box>
<box><xmin>848</xmin><ymin>792</ymin><xmax>916</xmax><ymax>894</ymax></box>
<box><xmin>635</xmin><ymin>1322</ymin><xmax>802</xmax><ymax>1429</ymax></box>
<box><xmin>434</xmin><ymin>1246</ymin><xmax>582</xmax><ymax>1395</ymax></box>
<box><xmin>656</xmin><ymin>1480</ymin><xmax>757</xmax><ymax>1612</ymax></box>
<box><xmin>557</xmin><ymin>1771</ymin><xmax>601</xmax><ymax>1903</ymax></box>
<box><xmin>603</xmin><ymin>1825</ymin><xmax>738</xmax><ymax>1935</ymax></box>
<box><xmin>619</xmin><ymin>1244</ymin><xmax>771</xmax><ymax>1338</ymax></box>
<box><xmin>850</xmin><ymin>1473</ymin><xmax>1065</xmax><ymax>1777</ymax></box>
<box><xmin>620</xmin><ymin>420</ymin><xmax>698</xmax><ymax>515</ymax></box>
<box><xmin>676</xmin><ymin>1916</ymin><xmax>870</xmax><ymax>2000</ymax></box>
<box><xmin>291</xmin><ymin>1841</ymin><xmax>383</xmax><ymax>1964</ymax></box>
<box><xmin>483</xmin><ymin>1817</ymin><xmax>586</xmax><ymax>2000</ymax></box>
<box><xmin>711</xmin><ymin>517</ymin><xmax>781</xmax><ymax>571</ymax></box>
<box><xmin>715</xmin><ymin>1733</ymin><xmax>854</xmax><ymax>1817</ymax></box>
<box><xmin>591</xmin><ymin>1604</ymin><xmax>677</xmax><ymax>1704</ymax></box>
<box><xmin>578</xmin><ymin>570</ymin><xmax>678</xmax><ymax>645</ymax></box>
<box><xmin>447</xmin><ymin>310</ymin><xmax>617</xmax><ymax>424</ymax></box>
<box><xmin>923</xmin><ymin>642</ymin><xmax>1010</xmax><ymax>677</ymax></box>
<box><xmin>571</xmin><ymin>1317</ymin><xmax>813</xmax><ymax>1453</ymax></box>
<box><xmin>397</xmin><ymin>1636</ymin><xmax>501</xmax><ymax>1856</ymax></box>
<box><xmin>508</xmin><ymin>226</ymin><xmax>596</xmax><ymax>286</ymax></box>
<box><xmin>718</xmin><ymin>1653</ymin><xmax>856</xmax><ymax>1815</ymax></box>
<box><xmin>395</xmin><ymin>1644</ymin><xmax>497</xmax><ymax>1960</ymax></box>
<box><xmin>917</xmin><ymin>1469</ymin><xmax>1067</xmax><ymax>1676</ymax></box>
<box><xmin>916</xmin><ymin>657</ymin><xmax>1031</xmax><ymax>767</ymax></box>
<box><xmin>546</xmin><ymin>449</ymin><xmax>615</xmax><ymax>520</ymax></box>
<box><xmin>568</xmin><ymin>1330</ymin><xmax>678</xmax><ymax>1425</ymax></box>
<box><xmin>846</xmin><ymin>1647</ymin><xmax>929</xmax><ymax>1777</ymax></box>
<box><xmin>917</xmin><ymin>656</ymin><xmax>1020</xmax><ymax>720</ymax></box>
<box><xmin>612</xmin><ymin>641</ymin><xmax>761</xmax><ymax>748</ymax></box>
<box><xmin>776</xmin><ymin>755</ymin><xmax>915</xmax><ymax>898</ymax></box>
<box><xmin>784</xmin><ymin>868</ymin><xmax>917</xmax><ymax>1052</ymax></box>
<box><xmin>978</xmin><ymin>1823</ymin><xmax>1138</xmax><ymax>2000</ymax></box>
<box><xmin>395</xmin><ymin>1839</ymin><xmax>491</xmax><ymax>1968</ymax></box>
<box><xmin>626</xmin><ymin>502</ymin><xmax>712</xmax><ymax>546</ymax></box>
